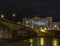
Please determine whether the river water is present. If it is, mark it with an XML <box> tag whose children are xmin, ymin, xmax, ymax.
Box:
<box><xmin>3</xmin><ymin>37</ymin><xmax>60</xmax><ymax>46</ymax></box>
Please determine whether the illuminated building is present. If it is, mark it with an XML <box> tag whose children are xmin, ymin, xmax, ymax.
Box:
<box><xmin>23</xmin><ymin>17</ymin><xmax>60</xmax><ymax>31</ymax></box>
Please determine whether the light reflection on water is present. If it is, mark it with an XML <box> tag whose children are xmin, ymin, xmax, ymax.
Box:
<box><xmin>29</xmin><ymin>39</ymin><xmax>33</xmax><ymax>46</ymax></box>
<box><xmin>53</xmin><ymin>38</ymin><xmax>58</xmax><ymax>46</ymax></box>
<box><xmin>2</xmin><ymin>37</ymin><xmax>60</xmax><ymax>46</ymax></box>
<box><xmin>28</xmin><ymin>37</ymin><xmax>59</xmax><ymax>46</ymax></box>
<box><xmin>40</xmin><ymin>37</ymin><xmax>44</xmax><ymax>46</ymax></box>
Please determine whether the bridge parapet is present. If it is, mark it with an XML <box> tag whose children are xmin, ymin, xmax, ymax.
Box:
<box><xmin>0</xmin><ymin>17</ymin><xmax>23</xmax><ymax>30</ymax></box>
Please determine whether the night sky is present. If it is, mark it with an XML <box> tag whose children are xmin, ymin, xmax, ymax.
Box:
<box><xmin>0</xmin><ymin>0</ymin><xmax>60</xmax><ymax>22</ymax></box>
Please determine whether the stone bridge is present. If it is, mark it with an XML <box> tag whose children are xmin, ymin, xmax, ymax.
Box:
<box><xmin>0</xmin><ymin>17</ymin><xmax>37</xmax><ymax>39</ymax></box>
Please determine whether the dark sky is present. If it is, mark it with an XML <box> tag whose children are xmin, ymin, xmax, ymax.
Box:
<box><xmin>0</xmin><ymin>0</ymin><xmax>60</xmax><ymax>22</ymax></box>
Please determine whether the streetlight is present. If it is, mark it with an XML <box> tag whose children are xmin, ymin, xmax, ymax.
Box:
<box><xmin>40</xmin><ymin>28</ymin><xmax>46</xmax><ymax>32</ymax></box>
<box><xmin>54</xmin><ymin>25</ymin><xmax>57</xmax><ymax>27</ymax></box>
<box><xmin>26</xmin><ymin>21</ymin><xmax>28</xmax><ymax>24</ymax></box>
<box><xmin>12</xmin><ymin>13</ymin><xmax>16</xmax><ymax>22</ymax></box>
<box><xmin>1</xmin><ymin>14</ymin><xmax>4</xmax><ymax>18</ymax></box>
<box><xmin>40</xmin><ymin>29</ymin><xmax>45</xmax><ymax>32</ymax></box>
<box><xmin>12</xmin><ymin>13</ymin><xmax>16</xmax><ymax>17</ymax></box>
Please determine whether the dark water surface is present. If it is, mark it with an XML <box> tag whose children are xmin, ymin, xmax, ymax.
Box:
<box><xmin>2</xmin><ymin>37</ymin><xmax>60</xmax><ymax>46</ymax></box>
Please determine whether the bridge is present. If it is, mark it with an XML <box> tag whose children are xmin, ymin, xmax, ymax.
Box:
<box><xmin>0</xmin><ymin>17</ymin><xmax>37</xmax><ymax>40</ymax></box>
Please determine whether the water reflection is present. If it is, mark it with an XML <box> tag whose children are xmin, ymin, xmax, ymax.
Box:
<box><xmin>29</xmin><ymin>39</ymin><xmax>33</xmax><ymax>46</ymax></box>
<box><xmin>53</xmin><ymin>38</ymin><xmax>58</xmax><ymax>46</ymax></box>
<box><xmin>40</xmin><ymin>37</ymin><xmax>44</xmax><ymax>46</ymax></box>
<box><xmin>2</xmin><ymin>37</ymin><xmax>60</xmax><ymax>46</ymax></box>
<box><xmin>28</xmin><ymin>37</ymin><xmax>60</xmax><ymax>46</ymax></box>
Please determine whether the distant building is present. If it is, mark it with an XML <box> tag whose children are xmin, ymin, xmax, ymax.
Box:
<box><xmin>23</xmin><ymin>17</ymin><xmax>60</xmax><ymax>30</ymax></box>
<box><xmin>0</xmin><ymin>23</ymin><xmax>12</xmax><ymax>39</ymax></box>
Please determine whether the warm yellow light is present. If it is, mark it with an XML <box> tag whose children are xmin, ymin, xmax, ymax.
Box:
<box><xmin>44</xmin><ymin>27</ymin><xmax>47</xmax><ymax>30</ymax></box>
<box><xmin>40</xmin><ymin>29</ymin><xmax>45</xmax><ymax>32</ymax></box>
<box><xmin>29</xmin><ymin>39</ymin><xmax>33</xmax><ymax>46</ymax></box>
<box><xmin>53</xmin><ymin>39</ymin><xmax>58</xmax><ymax>46</ymax></box>
<box><xmin>1</xmin><ymin>14</ymin><xmax>4</xmax><ymax>18</ymax></box>
<box><xmin>29</xmin><ymin>39</ymin><xmax>33</xmax><ymax>43</ymax></box>
<box><xmin>26</xmin><ymin>21</ymin><xmax>28</xmax><ymax>23</ymax></box>
<box><xmin>12</xmin><ymin>13</ymin><xmax>15</xmax><ymax>17</ymax></box>
<box><xmin>30</xmin><ymin>44</ymin><xmax>33</xmax><ymax>46</ymax></box>
<box><xmin>40</xmin><ymin>28</ymin><xmax>46</xmax><ymax>32</ymax></box>
<box><xmin>40</xmin><ymin>37</ymin><xmax>44</xmax><ymax>46</ymax></box>
<box><xmin>54</xmin><ymin>25</ymin><xmax>57</xmax><ymax>27</ymax></box>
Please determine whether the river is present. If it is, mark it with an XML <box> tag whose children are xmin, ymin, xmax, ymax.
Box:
<box><xmin>2</xmin><ymin>37</ymin><xmax>60</xmax><ymax>46</ymax></box>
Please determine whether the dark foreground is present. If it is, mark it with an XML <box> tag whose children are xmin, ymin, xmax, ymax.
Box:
<box><xmin>0</xmin><ymin>37</ymin><xmax>60</xmax><ymax>46</ymax></box>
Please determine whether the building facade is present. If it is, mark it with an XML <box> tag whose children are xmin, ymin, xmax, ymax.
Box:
<box><xmin>23</xmin><ymin>17</ymin><xmax>60</xmax><ymax>31</ymax></box>
<box><xmin>0</xmin><ymin>23</ymin><xmax>12</xmax><ymax>39</ymax></box>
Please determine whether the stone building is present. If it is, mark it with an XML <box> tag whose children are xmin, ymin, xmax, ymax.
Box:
<box><xmin>23</xmin><ymin>17</ymin><xmax>60</xmax><ymax>31</ymax></box>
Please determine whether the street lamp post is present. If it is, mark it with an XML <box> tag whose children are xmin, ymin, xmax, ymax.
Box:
<box><xmin>12</xmin><ymin>13</ymin><xmax>16</xmax><ymax>22</ymax></box>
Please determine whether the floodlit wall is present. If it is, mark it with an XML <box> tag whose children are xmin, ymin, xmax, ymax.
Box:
<box><xmin>23</xmin><ymin>17</ymin><xmax>60</xmax><ymax>30</ymax></box>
